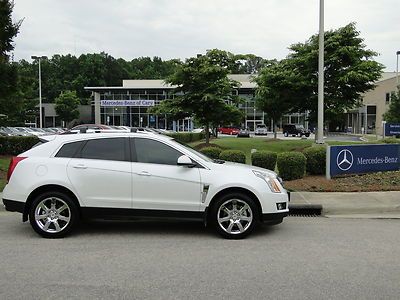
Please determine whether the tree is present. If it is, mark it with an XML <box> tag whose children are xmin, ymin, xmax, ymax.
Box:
<box><xmin>254</xmin><ymin>60</ymin><xmax>300</xmax><ymax>138</ymax></box>
<box><xmin>283</xmin><ymin>23</ymin><xmax>383</xmax><ymax>129</ymax></box>
<box><xmin>0</xmin><ymin>0</ymin><xmax>22</xmax><ymax>123</ymax></box>
<box><xmin>54</xmin><ymin>91</ymin><xmax>80</xmax><ymax>127</ymax></box>
<box><xmin>155</xmin><ymin>49</ymin><xmax>243</xmax><ymax>144</ymax></box>
<box><xmin>234</xmin><ymin>54</ymin><xmax>275</xmax><ymax>74</ymax></box>
<box><xmin>384</xmin><ymin>89</ymin><xmax>400</xmax><ymax>123</ymax></box>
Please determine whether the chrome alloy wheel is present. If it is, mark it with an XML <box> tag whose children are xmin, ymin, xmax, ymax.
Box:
<box><xmin>217</xmin><ymin>199</ymin><xmax>253</xmax><ymax>235</ymax></box>
<box><xmin>34</xmin><ymin>197</ymin><xmax>71</xmax><ymax>233</ymax></box>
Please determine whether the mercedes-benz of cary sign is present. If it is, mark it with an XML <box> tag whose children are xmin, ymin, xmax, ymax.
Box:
<box><xmin>2</xmin><ymin>132</ymin><xmax>288</xmax><ymax>239</ymax></box>
<box><xmin>327</xmin><ymin>144</ymin><xmax>400</xmax><ymax>178</ymax></box>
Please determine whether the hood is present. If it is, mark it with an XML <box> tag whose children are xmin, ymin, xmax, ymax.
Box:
<box><xmin>209</xmin><ymin>160</ymin><xmax>278</xmax><ymax>177</ymax></box>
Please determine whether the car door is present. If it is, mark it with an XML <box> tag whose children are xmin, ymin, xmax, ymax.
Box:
<box><xmin>130</xmin><ymin>137</ymin><xmax>202</xmax><ymax>212</ymax></box>
<box><xmin>67</xmin><ymin>137</ymin><xmax>132</xmax><ymax>208</ymax></box>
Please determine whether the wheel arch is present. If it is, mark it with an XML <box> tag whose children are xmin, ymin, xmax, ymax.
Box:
<box><xmin>205</xmin><ymin>187</ymin><xmax>262</xmax><ymax>225</ymax></box>
<box><xmin>23</xmin><ymin>184</ymin><xmax>81</xmax><ymax>222</ymax></box>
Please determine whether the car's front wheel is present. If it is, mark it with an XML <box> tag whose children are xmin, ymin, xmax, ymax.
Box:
<box><xmin>29</xmin><ymin>191</ymin><xmax>79</xmax><ymax>238</ymax></box>
<box><xmin>211</xmin><ymin>193</ymin><xmax>258</xmax><ymax>239</ymax></box>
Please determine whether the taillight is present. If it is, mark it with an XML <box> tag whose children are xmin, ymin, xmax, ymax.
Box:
<box><xmin>6</xmin><ymin>157</ymin><xmax>27</xmax><ymax>182</ymax></box>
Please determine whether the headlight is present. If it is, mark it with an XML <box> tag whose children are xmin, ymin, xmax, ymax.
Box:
<box><xmin>252</xmin><ymin>170</ymin><xmax>282</xmax><ymax>193</ymax></box>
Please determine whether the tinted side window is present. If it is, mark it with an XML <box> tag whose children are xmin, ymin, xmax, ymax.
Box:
<box><xmin>133</xmin><ymin>138</ymin><xmax>183</xmax><ymax>165</ymax></box>
<box><xmin>79</xmin><ymin>138</ymin><xmax>126</xmax><ymax>161</ymax></box>
<box><xmin>55</xmin><ymin>141</ymin><xmax>85</xmax><ymax>158</ymax></box>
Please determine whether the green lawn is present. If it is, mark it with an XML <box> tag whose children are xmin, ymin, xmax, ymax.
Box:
<box><xmin>0</xmin><ymin>156</ymin><xmax>10</xmax><ymax>191</ymax></box>
<box><xmin>190</xmin><ymin>137</ymin><xmax>373</xmax><ymax>163</ymax></box>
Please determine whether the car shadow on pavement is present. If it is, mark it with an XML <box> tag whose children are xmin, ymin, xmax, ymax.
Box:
<box><xmin>73</xmin><ymin>219</ymin><xmax>280</xmax><ymax>239</ymax></box>
<box><xmin>76</xmin><ymin>219</ymin><xmax>213</xmax><ymax>237</ymax></box>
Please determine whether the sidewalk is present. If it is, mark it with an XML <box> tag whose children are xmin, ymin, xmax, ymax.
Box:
<box><xmin>290</xmin><ymin>191</ymin><xmax>400</xmax><ymax>218</ymax></box>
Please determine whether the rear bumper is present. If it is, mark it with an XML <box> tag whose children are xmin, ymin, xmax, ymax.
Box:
<box><xmin>2</xmin><ymin>199</ymin><xmax>25</xmax><ymax>213</ymax></box>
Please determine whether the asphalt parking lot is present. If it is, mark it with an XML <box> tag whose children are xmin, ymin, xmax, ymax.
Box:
<box><xmin>0</xmin><ymin>212</ymin><xmax>399</xmax><ymax>299</ymax></box>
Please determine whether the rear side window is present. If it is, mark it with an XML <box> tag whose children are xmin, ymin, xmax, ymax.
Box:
<box><xmin>55</xmin><ymin>141</ymin><xmax>85</xmax><ymax>158</ymax></box>
<box><xmin>132</xmin><ymin>138</ymin><xmax>183</xmax><ymax>165</ymax></box>
<box><xmin>79</xmin><ymin>138</ymin><xmax>126</xmax><ymax>161</ymax></box>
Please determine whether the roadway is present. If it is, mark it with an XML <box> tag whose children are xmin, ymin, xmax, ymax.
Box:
<box><xmin>0</xmin><ymin>211</ymin><xmax>399</xmax><ymax>299</ymax></box>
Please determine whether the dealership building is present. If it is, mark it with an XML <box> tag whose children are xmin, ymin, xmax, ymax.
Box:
<box><xmin>84</xmin><ymin>74</ymin><xmax>308</xmax><ymax>131</ymax></box>
<box><xmin>344</xmin><ymin>72</ymin><xmax>398</xmax><ymax>134</ymax></box>
<box><xmin>85</xmin><ymin>75</ymin><xmax>265</xmax><ymax>131</ymax></box>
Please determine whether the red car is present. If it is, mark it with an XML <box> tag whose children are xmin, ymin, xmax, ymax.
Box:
<box><xmin>218</xmin><ymin>126</ymin><xmax>240</xmax><ymax>135</ymax></box>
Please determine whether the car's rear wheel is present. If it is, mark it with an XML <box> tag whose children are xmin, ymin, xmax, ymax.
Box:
<box><xmin>284</xmin><ymin>132</ymin><xmax>288</xmax><ymax>137</ymax></box>
<box><xmin>211</xmin><ymin>193</ymin><xmax>258</xmax><ymax>239</ymax></box>
<box><xmin>29</xmin><ymin>191</ymin><xmax>79</xmax><ymax>238</ymax></box>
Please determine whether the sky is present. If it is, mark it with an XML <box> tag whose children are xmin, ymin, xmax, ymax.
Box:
<box><xmin>11</xmin><ymin>0</ymin><xmax>400</xmax><ymax>71</ymax></box>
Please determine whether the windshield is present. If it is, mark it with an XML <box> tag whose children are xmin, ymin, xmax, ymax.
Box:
<box><xmin>173</xmin><ymin>140</ymin><xmax>214</xmax><ymax>163</ymax></box>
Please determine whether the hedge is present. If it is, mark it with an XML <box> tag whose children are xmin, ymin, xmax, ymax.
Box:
<box><xmin>303</xmin><ymin>146</ymin><xmax>326</xmax><ymax>175</ymax></box>
<box><xmin>277</xmin><ymin>152</ymin><xmax>306</xmax><ymax>180</ymax></box>
<box><xmin>251</xmin><ymin>151</ymin><xmax>277</xmax><ymax>171</ymax></box>
<box><xmin>167</xmin><ymin>132</ymin><xmax>205</xmax><ymax>143</ymax></box>
<box><xmin>0</xmin><ymin>136</ymin><xmax>39</xmax><ymax>156</ymax></box>
<box><xmin>219</xmin><ymin>150</ymin><xmax>246</xmax><ymax>164</ymax></box>
<box><xmin>382</xmin><ymin>138</ymin><xmax>400</xmax><ymax>144</ymax></box>
<box><xmin>200</xmin><ymin>147</ymin><xmax>222</xmax><ymax>159</ymax></box>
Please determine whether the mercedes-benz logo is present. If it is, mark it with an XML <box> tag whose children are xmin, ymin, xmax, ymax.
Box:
<box><xmin>336</xmin><ymin>149</ymin><xmax>353</xmax><ymax>171</ymax></box>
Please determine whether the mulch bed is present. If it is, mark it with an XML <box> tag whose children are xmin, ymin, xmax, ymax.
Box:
<box><xmin>284</xmin><ymin>171</ymin><xmax>400</xmax><ymax>192</ymax></box>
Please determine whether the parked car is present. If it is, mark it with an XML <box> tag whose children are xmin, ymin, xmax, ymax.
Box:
<box><xmin>6</xmin><ymin>127</ymin><xmax>30</xmax><ymax>136</ymax></box>
<box><xmin>218</xmin><ymin>126</ymin><xmax>240</xmax><ymax>135</ymax></box>
<box><xmin>255</xmin><ymin>124</ymin><xmax>268</xmax><ymax>136</ymax></box>
<box><xmin>2</xmin><ymin>132</ymin><xmax>288</xmax><ymax>239</ymax></box>
<box><xmin>0</xmin><ymin>127</ymin><xmax>13</xmax><ymax>136</ymax></box>
<box><xmin>14</xmin><ymin>127</ymin><xmax>36</xmax><ymax>136</ymax></box>
<box><xmin>237</xmin><ymin>128</ymin><xmax>250</xmax><ymax>138</ymax></box>
<box><xmin>282</xmin><ymin>124</ymin><xmax>311</xmax><ymax>137</ymax></box>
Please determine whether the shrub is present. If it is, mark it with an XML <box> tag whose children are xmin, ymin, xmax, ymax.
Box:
<box><xmin>0</xmin><ymin>136</ymin><xmax>39</xmax><ymax>156</ymax></box>
<box><xmin>167</xmin><ymin>132</ymin><xmax>205</xmax><ymax>143</ymax></box>
<box><xmin>277</xmin><ymin>152</ymin><xmax>306</xmax><ymax>180</ymax></box>
<box><xmin>303</xmin><ymin>146</ymin><xmax>326</xmax><ymax>175</ymax></box>
<box><xmin>382</xmin><ymin>138</ymin><xmax>400</xmax><ymax>144</ymax></box>
<box><xmin>251</xmin><ymin>151</ymin><xmax>277</xmax><ymax>171</ymax></box>
<box><xmin>219</xmin><ymin>150</ymin><xmax>246</xmax><ymax>164</ymax></box>
<box><xmin>200</xmin><ymin>147</ymin><xmax>222</xmax><ymax>159</ymax></box>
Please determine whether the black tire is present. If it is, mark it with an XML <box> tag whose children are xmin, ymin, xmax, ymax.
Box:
<box><xmin>305</xmin><ymin>133</ymin><xmax>310</xmax><ymax>137</ymax></box>
<box><xmin>29</xmin><ymin>191</ymin><xmax>79</xmax><ymax>238</ymax></box>
<box><xmin>284</xmin><ymin>132</ymin><xmax>288</xmax><ymax>137</ymax></box>
<box><xmin>210</xmin><ymin>193</ymin><xmax>259</xmax><ymax>239</ymax></box>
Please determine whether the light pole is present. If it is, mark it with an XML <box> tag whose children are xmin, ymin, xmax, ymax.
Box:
<box><xmin>31</xmin><ymin>55</ymin><xmax>47</xmax><ymax>128</ymax></box>
<box><xmin>396</xmin><ymin>50</ymin><xmax>400</xmax><ymax>88</ymax></box>
<box><xmin>253</xmin><ymin>108</ymin><xmax>256</xmax><ymax>132</ymax></box>
<box><xmin>316</xmin><ymin>0</ymin><xmax>325</xmax><ymax>144</ymax></box>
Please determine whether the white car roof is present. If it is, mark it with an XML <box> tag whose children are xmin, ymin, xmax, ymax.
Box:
<box><xmin>40</xmin><ymin>132</ymin><xmax>172</xmax><ymax>143</ymax></box>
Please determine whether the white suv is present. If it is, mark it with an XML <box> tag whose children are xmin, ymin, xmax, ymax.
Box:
<box><xmin>2</xmin><ymin>133</ymin><xmax>289</xmax><ymax>239</ymax></box>
<box><xmin>255</xmin><ymin>124</ymin><xmax>268</xmax><ymax>136</ymax></box>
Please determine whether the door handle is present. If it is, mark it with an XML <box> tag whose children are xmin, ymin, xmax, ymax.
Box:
<box><xmin>137</xmin><ymin>171</ymin><xmax>151</xmax><ymax>176</ymax></box>
<box><xmin>73</xmin><ymin>164</ymin><xmax>87</xmax><ymax>169</ymax></box>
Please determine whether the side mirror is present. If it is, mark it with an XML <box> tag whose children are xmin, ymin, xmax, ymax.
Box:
<box><xmin>177</xmin><ymin>155</ymin><xmax>196</xmax><ymax>168</ymax></box>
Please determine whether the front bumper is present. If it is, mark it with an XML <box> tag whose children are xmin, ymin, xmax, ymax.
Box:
<box><xmin>262</xmin><ymin>212</ymin><xmax>288</xmax><ymax>225</ymax></box>
<box><xmin>2</xmin><ymin>199</ymin><xmax>25</xmax><ymax>213</ymax></box>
